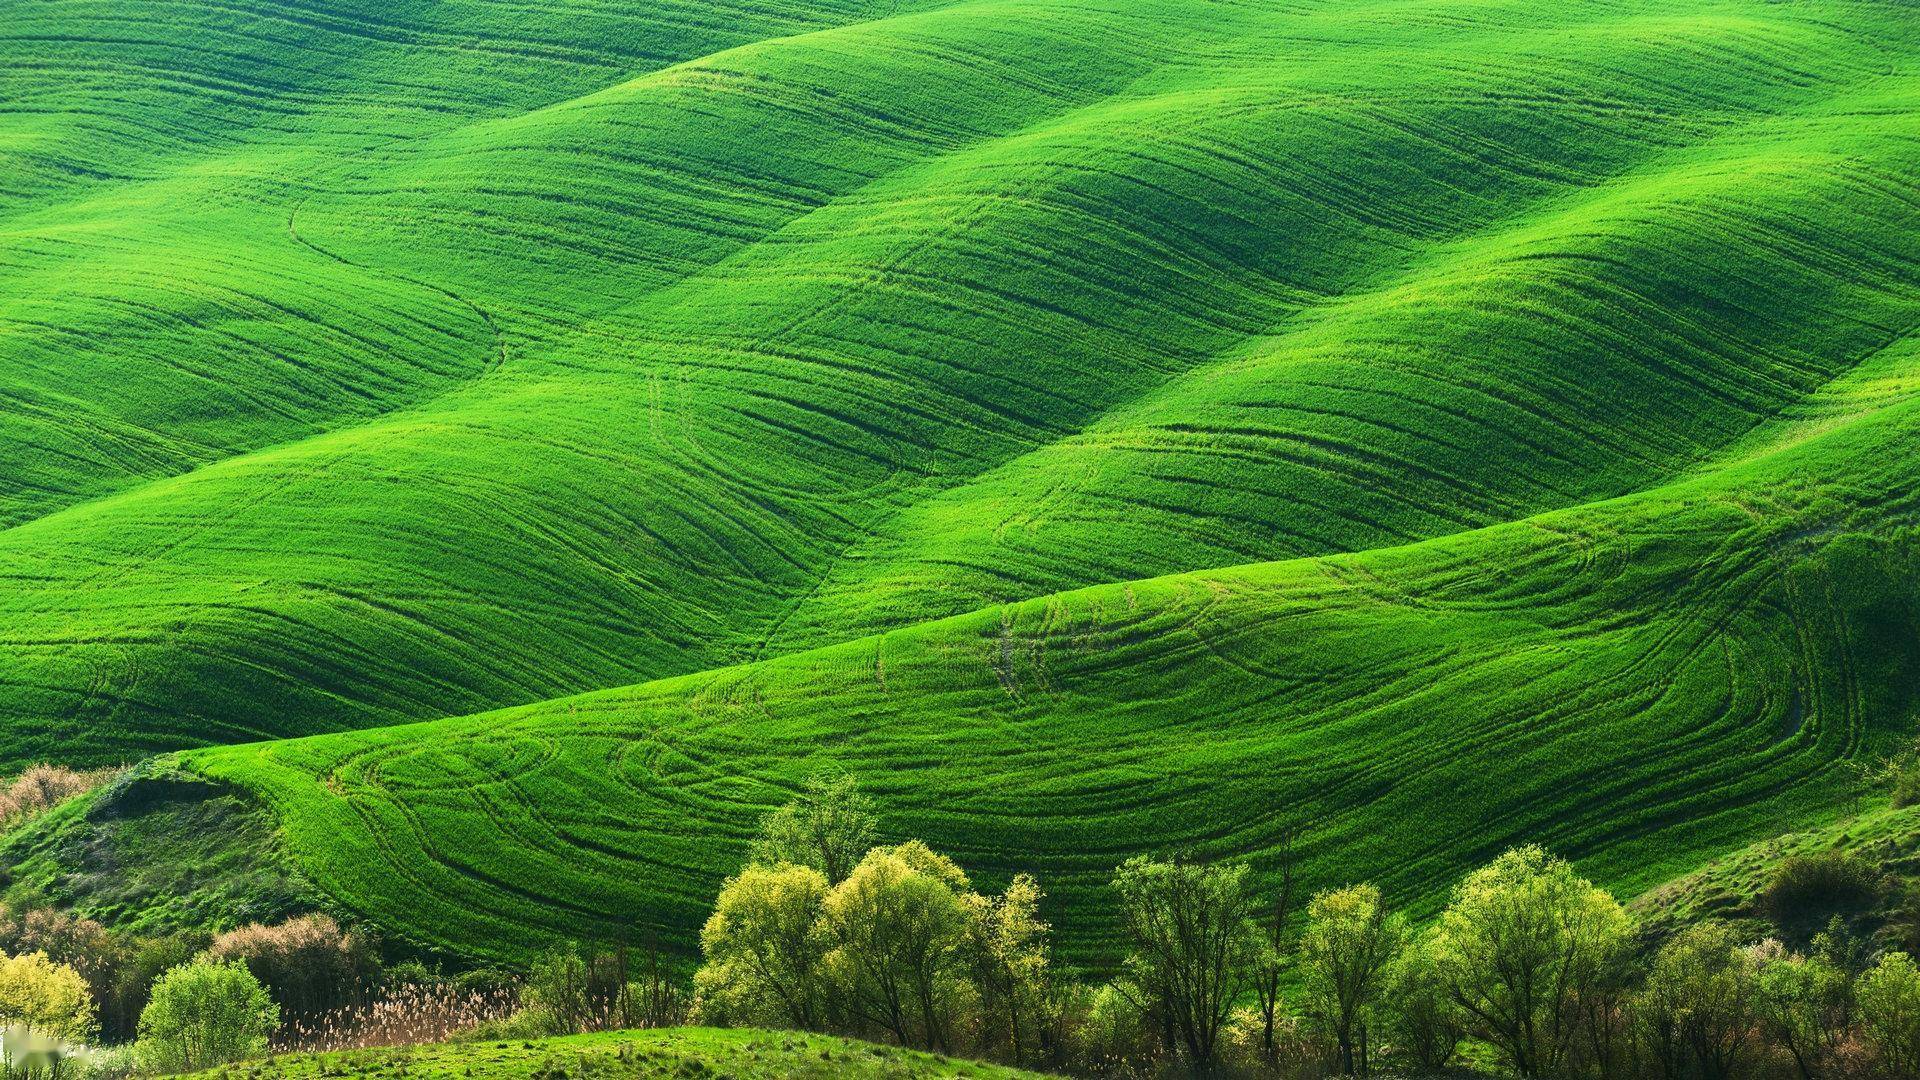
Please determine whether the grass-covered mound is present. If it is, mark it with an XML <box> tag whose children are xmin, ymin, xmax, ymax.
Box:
<box><xmin>178</xmin><ymin>1027</ymin><xmax>1049</xmax><ymax>1079</ymax></box>
<box><xmin>0</xmin><ymin>764</ymin><xmax>317</xmax><ymax>935</ymax></box>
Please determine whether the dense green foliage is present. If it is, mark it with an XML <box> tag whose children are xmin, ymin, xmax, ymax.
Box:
<box><xmin>1</xmin><ymin>0</ymin><xmax>1918</xmax><ymax>990</ymax></box>
<box><xmin>0</xmin><ymin>952</ymin><xmax>94</xmax><ymax>1044</ymax></box>
<box><xmin>134</xmin><ymin>959</ymin><xmax>278</xmax><ymax>1074</ymax></box>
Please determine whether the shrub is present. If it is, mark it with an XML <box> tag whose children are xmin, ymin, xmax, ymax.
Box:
<box><xmin>1112</xmin><ymin>853</ymin><xmax>1259</xmax><ymax>1076</ymax></box>
<box><xmin>1894</xmin><ymin>765</ymin><xmax>1920</xmax><ymax>810</ymax></box>
<box><xmin>133</xmin><ymin>958</ymin><xmax>278</xmax><ymax>1074</ymax></box>
<box><xmin>1752</xmin><ymin>938</ymin><xmax>1851</xmax><ymax>1080</ymax></box>
<box><xmin>0</xmin><ymin>907</ymin><xmax>122</xmax><ymax>1037</ymax></box>
<box><xmin>460</xmin><ymin>1005</ymin><xmax>565</xmax><ymax>1042</ymax></box>
<box><xmin>0</xmin><ymin>766</ymin><xmax>122</xmax><ymax>833</ymax></box>
<box><xmin>964</xmin><ymin>873</ymin><xmax>1054</xmax><ymax>1066</ymax></box>
<box><xmin>381</xmin><ymin>959</ymin><xmax>441</xmax><ymax>990</ymax></box>
<box><xmin>1760</xmin><ymin>852</ymin><xmax>1882</xmax><ymax>926</ymax></box>
<box><xmin>524</xmin><ymin>943</ymin><xmax>628</xmax><ymax>1035</ymax></box>
<box><xmin>1870</xmin><ymin>735</ymin><xmax>1920</xmax><ymax>809</ymax></box>
<box><xmin>1386</xmin><ymin>940</ymin><xmax>1462</xmax><ymax>1073</ymax></box>
<box><xmin>1298</xmin><ymin>883</ymin><xmax>1406</xmax><ymax>1075</ymax></box>
<box><xmin>101</xmin><ymin>934</ymin><xmax>199</xmax><ymax>1043</ymax></box>
<box><xmin>207</xmin><ymin>914</ymin><xmax>378</xmax><ymax>1019</ymax></box>
<box><xmin>749</xmin><ymin>772</ymin><xmax>877</xmax><ymax>886</ymax></box>
<box><xmin>1075</xmin><ymin>981</ymin><xmax>1159</xmax><ymax>1077</ymax></box>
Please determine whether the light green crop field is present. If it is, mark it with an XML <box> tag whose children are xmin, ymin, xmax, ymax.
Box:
<box><xmin>2</xmin><ymin>0</ymin><xmax>1918</xmax><ymax>962</ymax></box>
<box><xmin>178</xmin><ymin>1027</ymin><xmax>1048</xmax><ymax>1079</ymax></box>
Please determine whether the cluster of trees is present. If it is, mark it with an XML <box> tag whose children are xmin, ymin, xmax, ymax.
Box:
<box><xmin>0</xmin><ymin>945</ymin><xmax>278</xmax><ymax>1076</ymax></box>
<box><xmin>1095</xmin><ymin>845</ymin><xmax>1920</xmax><ymax>1079</ymax></box>
<box><xmin>691</xmin><ymin>778</ymin><xmax>1920</xmax><ymax>1079</ymax></box>
<box><xmin>505</xmin><ymin>935</ymin><xmax>686</xmax><ymax>1038</ymax></box>
<box><xmin>7</xmin><ymin>770</ymin><xmax>1920</xmax><ymax>1079</ymax></box>
<box><xmin>0</xmin><ymin>908</ymin><xmax>400</xmax><ymax>1076</ymax></box>
<box><xmin>689</xmin><ymin>775</ymin><xmax>1064</xmax><ymax>1065</ymax></box>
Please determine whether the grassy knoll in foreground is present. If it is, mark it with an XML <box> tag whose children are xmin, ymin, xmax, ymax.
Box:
<box><xmin>179</xmin><ymin>1028</ymin><xmax>1048</xmax><ymax>1080</ymax></box>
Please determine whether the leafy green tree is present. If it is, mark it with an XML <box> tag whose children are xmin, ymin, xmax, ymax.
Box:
<box><xmin>751</xmin><ymin>772</ymin><xmax>877</xmax><ymax>886</ymax></box>
<box><xmin>1386</xmin><ymin>939</ymin><xmax>1462</xmax><ymax>1073</ymax></box>
<box><xmin>133</xmin><ymin>958</ymin><xmax>277</xmax><ymax>1074</ymax></box>
<box><xmin>0</xmin><ymin>951</ymin><xmax>95</xmax><ymax>1043</ymax></box>
<box><xmin>526</xmin><ymin>942</ymin><xmax>626</xmax><ymax>1034</ymax></box>
<box><xmin>1857</xmin><ymin>950</ymin><xmax>1920</xmax><ymax>1077</ymax></box>
<box><xmin>1753</xmin><ymin>939</ymin><xmax>1850</xmax><ymax>1080</ymax></box>
<box><xmin>1250</xmin><ymin>825</ymin><xmax>1299</xmax><ymax>1067</ymax></box>
<box><xmin>965</xmin><ymin>872</ymin><xmax>1053</xmax><ymax>1065</ymax></box>
<box><xmin>1112</xmin><ymin>854</ymin><xmax>1258</xmax><ymax>1076</ymax></box>
<box><xmin>1298</xmin><ymin>884</ymin><xmax>1405</xmax><ymax>1075</ymax></box>
<box><xmin>1428</xmin><ymin>846</ymin><xmax>1630</xmax><ymax>1077</ymax></box>
<box><xmin>693</xmin><ymin>862</ymin><xmax>831</xmax><ymax>1031</ymax></box>
<box><xmin>822</xmin><ymin>842</ymin><xmax>973</xmax><ymax>1051</ymax></box>
<box><xmin>1636</xmin><ymin>923</ymin><xmax>1759</xmax><ymax>1080</ymax></box>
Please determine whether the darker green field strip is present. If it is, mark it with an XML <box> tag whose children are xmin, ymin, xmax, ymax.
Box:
<box><xmin>175</xmin><ymin>394</ymin><xmax>1920</xmax><ymax>963</ymax></box>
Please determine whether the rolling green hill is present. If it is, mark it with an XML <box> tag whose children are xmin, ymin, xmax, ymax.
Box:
<box><xmin>2</xmin><ymin>0</ymin><xmax>1918</xmax><ymax>966</ymax></box>
<box><xmin>166</xmin><ymin>392</ymin><xmax>1920</xmax><ymax>963</ymax></box>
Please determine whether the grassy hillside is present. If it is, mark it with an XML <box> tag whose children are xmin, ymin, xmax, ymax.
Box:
<box><xmin>2</xmin><ymin>0</ymin><xmax>1918</xmax><ymax>972</ymax></box>
<box><xmin>178</xmin><ymin>1027</ymin><xmax>1048</xmax><ymax>1079</ymax></box>
<box><xmin>2</xmin><ymin>0</ymin><xmax>1916</xmax><ymax>764</ymax></box>
<box><xmin>163</xmin><ymin>387</ymin><xmax>1920</xmax><ymax>963</ymax></box>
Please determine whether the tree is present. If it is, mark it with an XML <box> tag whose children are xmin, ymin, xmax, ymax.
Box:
<box><xmin>1112</xmin><ymin>854</ymin><xmax>1258</xmax><ymax>1076</ymax></box>
<box><xmin>133</xmin><ymin>959</ymin><xmax>278</xmax><ymax>1074</ymax></box>
<box><xmin>1250</xmin><ymin>824</ymin><xmax>1300</xmax><ymax>1066</ymax></box>
<box><xmin>693</xmin><ymin>862</ymin><xmax>831</xmax><ymax>1031</ymax></box>
<box><xmin>1299</xmin><ymin>884</ymin><xmax>1406</xmax><ymax>1075</ymax></box>
<box><xmin>1753</xmin><ymin>939</ymin><xmax>1850</xmax><ymax>1080</ymax></box>
<box><xmin>751</xmin><ymin>772</ymin><xmax>877</xmax><ymax>886</ymax></box>
<box><xmin>525</xmin><ymin>942</ymin><xmax>627</xmax><ymax>1034</ymax></box>
<box><xmin>0</xmin><ymin>952</ymin><xmax>95</xmax><ymax>1044</ymax></box>
<box><xmin>1636</xmin><ymin>923</ymin><xmax>1759</xmax><ymax>1080</ymax></box>
<box><xmin>1386</xmin><ymin>939</ymin><xmax>1462</xmax><ymax>1073</ymax></box>
<box><xmin>1427</xmin><ymin>846</ymin><xmax>1630</xmax><ymax>1077</ymax></box>
<box><xmin>822</xmin><ymin>842</ymin><xmax>973</xmax><ymax>1051</ymax></box>
<box><xmin>1857</xmin><ymin>950</ymin><xmax>1920</xmax><ymax>1077</ymax></box>
<box><xmin>966</xmin><ymin>873</ymin><xmax>1054</xmax><ymax>1064</ymax></box>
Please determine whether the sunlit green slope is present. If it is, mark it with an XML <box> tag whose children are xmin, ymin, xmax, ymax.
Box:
<box><xmin>175</xmin><ymin>388</ymin><xmax>1920</xmax><ymax>962</ymax></box>
<box><xmin>2</xmin><ymin>0</ymin><xmax>1916</xmax><ymax>764</ymax></box>
<box><xmin>0</xmin><ymin>0</ymin><xmax>904</xmax><ymax>525</ymax></box>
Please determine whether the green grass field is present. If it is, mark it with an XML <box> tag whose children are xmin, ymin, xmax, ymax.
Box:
<box><xmin>177</xmin><ymin>1027</ymin><xmax>1048</xmax><ymax>1078</ymax></box>
<box><xmin>2</xmin><ymin>0</ymin><xmax>1918</xmax><ymax>966</ymax></box>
